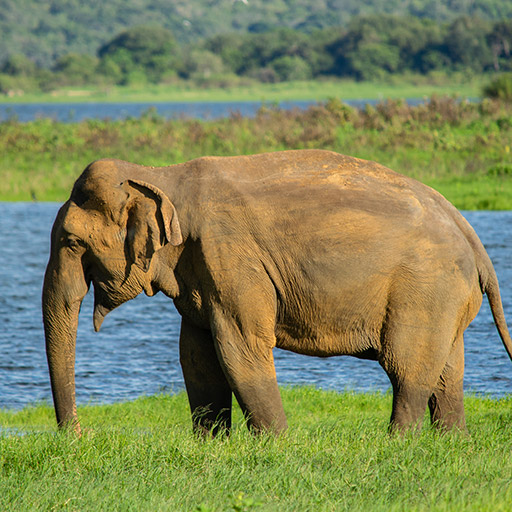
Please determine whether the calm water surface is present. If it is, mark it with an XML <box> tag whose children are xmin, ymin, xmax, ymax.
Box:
<box><xmin>1</xmin><ymin>203</ymin><xmax>511</xmax><ymax>410</ymax></box>
<box><xmin>0</xmin><ymin>101</ymin><xmax>307</xmax><ymax>122</ymax></box>
<box><xmin>0</xmin><ymin>99</ymin><xmax>425</xmax><ymax>123</ymax></box>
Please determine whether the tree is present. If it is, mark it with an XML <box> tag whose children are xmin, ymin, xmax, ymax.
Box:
<box><xmin>350</xmin><ymin>43</ymin><xmax>401</xmax><ymax>80</ymax></box>
<box><xmin>95</xmin><ymin>57</ymin><xmax>123</xmax><ymax>84</ymax></box>
<box><xmin>327</xmin><ymin>15</ymin><xmax>444</xmax><ymax>79</ymax></box>
<box><xmin>180</xmin><ymin>48</ymin><xmax>227</xmax><ymax>82</ymax></box>
<box><xmin>443</xmin><ymin>16</ymin><xmax>493</xmax><ymax>72</ymax></box>
<box><xmin>270</xmin><ymin>55</ymin><xmax>312</xmax><ymax>81</ymax></box>
<box><xmin>1</xmin><ymin>54</ymin><xmax>37</xmax><ymax>76</ymax></box>
<box><xmin>98</xmin><ymin>25</ymin><xmax>179</xmax><ymax>83</ymax></box>
<box><xmin>205</xmin><ymin>28</ymin><xmax>330</xmax><ymax>78</ymax></box>
<box><xmin>415</xmin><ymin>49</ymin><xmax>452</xmax><ymax>73</ymax></box>
<box><xmin>0</xmin><ymin>53</ymin><xmax>50</xmax><ymax>93</ymax></box>
<box><xmin>487</xmin><ymin>20</ymin><xmax>512</xmax><ymax>71</ymax></box>
<box><xmin>52</xmin><ymin>53</ymin><xmax>99</xmax><ymax>85</ymax></box>
<box><xmin>203</xmin><ymin>33</ymin><xmax>246</xmax><ymax>74</ymax></box>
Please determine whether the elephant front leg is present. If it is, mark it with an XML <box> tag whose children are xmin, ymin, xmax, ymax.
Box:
<box><xmin>211</xmin><ymin>308</ymin><xmax>288</xmax><ymax>434</ymax></box>
<box><xmin>179</xmin><ymin>319</ymin><xmax>233</xmax><ymax>436</ymax></box>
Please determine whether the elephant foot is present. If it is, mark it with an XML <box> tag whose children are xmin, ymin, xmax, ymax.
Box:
<box><xmin>192</xmin><ymin>408</ymin><xmax>231</xmax><ymax>438</ymax></box>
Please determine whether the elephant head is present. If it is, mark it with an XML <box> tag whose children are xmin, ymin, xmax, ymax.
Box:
<box><xmin>42</xmin><ymin>160</ymin><xmax>182</xmax><ymax>432</ymax></box>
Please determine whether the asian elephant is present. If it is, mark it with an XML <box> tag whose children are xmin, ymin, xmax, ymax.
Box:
<box><xmin>42</xmin><ymin>150</ymin><xmax>512</xmax><ymax>435</ymax></box>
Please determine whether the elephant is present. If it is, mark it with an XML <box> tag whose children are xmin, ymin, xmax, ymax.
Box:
<box><xmin>42</xmin><ymin>149</ymin><xmax>512</xmax><ymax>435</ymax></box>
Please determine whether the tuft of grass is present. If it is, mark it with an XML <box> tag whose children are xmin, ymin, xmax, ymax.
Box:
<box><xmin>1</xmin><ymin>388</ymin><xmax>512</xmax><ymax>511</ymax></box>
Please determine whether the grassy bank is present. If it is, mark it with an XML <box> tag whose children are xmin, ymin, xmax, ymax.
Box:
<box><xmin>0</xmin><ymin>78</ymin><xmax>485</xmax><ymax>104</ymax></box>
<box><xmin>1</xmin><ymin>387</ymin><xmax>512</xmax><ymax>511</ymax></box>
<box><xmin>2</xmin><ymin>96</ymin><xmax>512</xmax><ymax>208</ymax></box>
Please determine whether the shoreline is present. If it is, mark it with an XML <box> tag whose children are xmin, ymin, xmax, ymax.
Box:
<box><xmin>0</xmin><ymin>78</ymin><xmax>485</xmax><ymax>105</ymax></box>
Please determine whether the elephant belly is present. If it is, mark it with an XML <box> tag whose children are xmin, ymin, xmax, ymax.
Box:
<box><xmin>272</xmin><ymin>261</ymin><xmax>390</xmax><ymax>358</ymax></box>
<box><xmin>274</xmin><ymin>301</ymin><xmax>384</xmax><ymax>359</ymax></box>
<box><xmin>274</xmin><ymin>324</ymin><xmax>381</xmax><ymax>359</ymax></box>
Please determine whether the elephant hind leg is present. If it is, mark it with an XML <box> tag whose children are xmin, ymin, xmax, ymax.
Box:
<box><xmin>380</xmin><ymin>312</ymin><xmax>455</xmax><ymax>433</ymax></box>
<box><xmin>428</xmin><ymin>334</ymin><xmax>466</xmax><ymax>432</ymax></box>
<box><xmin>180</xmin><ymin>319</ymin><xmax>233</xmax><ymax>436</ymax></box>
<box><xmin>388</xmin><ymin>380</ymin><xmax>432</xmax><ymax>433</ymax></box>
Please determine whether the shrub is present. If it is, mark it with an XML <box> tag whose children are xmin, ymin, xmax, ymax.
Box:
<box><xmin>487</xmin><ymin>163</ymin><xmax>512</xmax><ymax>176</ymax></box>
<box><xmin>483</xmin><ymin>74</ymin><xmax>512</xmax><ymax>101</ymax></box>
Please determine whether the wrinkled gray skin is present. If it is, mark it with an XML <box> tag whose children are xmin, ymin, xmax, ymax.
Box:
<box><xmin>43</xmin><ymin>150</ymin><xmax>512</xmax><ymax>435</ymax></box>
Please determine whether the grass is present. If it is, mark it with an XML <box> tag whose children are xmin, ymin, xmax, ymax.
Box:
<box><xmin>2</xmin><ymin>96</ymin><xmax>512</xmax><ymax>208</ymax></box>
<box><xmin>1</xmin><ymin>387</ymin><xmax>512</xmax><ymax>511</ymax></box>
<box><xmin>0</xmin><ymin>77</ymin><xmax>485</xmax><ymax>104</ymax></box>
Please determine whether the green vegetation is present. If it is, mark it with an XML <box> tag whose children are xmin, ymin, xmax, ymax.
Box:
<box><xmin>483</xmin><ymin>73</ymin><xmax>512</xmax><ymax>101</ymax></box>
<box><xmin>1</xmin><ymin>10</ymin><xmax>512</xmax><ymax>95</ymax></box>
<box><xmin>1</xmin><ymin>387</ymin><xmax>512</xmax><ymax>511</ymax></box>
<box><xmin>0</xmin><ymin>77</ymin><xmax>485</xmax><ymax>104</ymax></box>
<box><xmin>3</xmin><ymin>0</ymin><xmax>512</xmax><ymax>70</ymax></box>
<box><xmin>2</xmin><ymin>96</ymin><xmax>512</xmax><ymax>209</ymax></box>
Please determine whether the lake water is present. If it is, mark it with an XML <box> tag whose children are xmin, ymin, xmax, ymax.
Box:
<box><xmin>0</xmin><ymin>98</ymin><xmax>422</xmax><ymax>123</ymax></box>
<box><xmin>1</xmin><ymin>203</ymin><xmax>511</xmax><ymax>411</ymax></box>
<box><xmin>0</xmin><ymin>101</ymin><xmax>313</xmax><ymax>122</ymax></box>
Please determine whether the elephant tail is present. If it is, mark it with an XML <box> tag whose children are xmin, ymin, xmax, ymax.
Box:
<box><xmin>438</xmin><ymin>196</ymin><xmax>512</xmax><ymax>361</ymax></box>
<box><xmin>480</xmin><ymin>262</ymin><xmax>512</xmax><ymax>362</ymax></box>
<box><xmin>460</xmin><ymin>215</ymin><xmax>512</xmax><ymax>362</ymax></box>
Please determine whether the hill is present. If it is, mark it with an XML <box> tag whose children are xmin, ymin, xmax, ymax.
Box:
<box><xmin>2</xmin><ymin>0</ymin><xmax>512</xmax><ymax>67</ymax></box>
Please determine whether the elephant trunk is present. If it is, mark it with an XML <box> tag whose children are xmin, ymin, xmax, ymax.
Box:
<box><xmin>42</xmin><ymin>252</ymin><xmax>88</xmax><ymax>433</ymax></box>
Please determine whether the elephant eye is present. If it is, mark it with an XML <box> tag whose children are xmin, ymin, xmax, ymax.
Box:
<box><xmin>65</xmin><ymin>236</ymin><xmax>82</xmax><ymax>252</ymax></box>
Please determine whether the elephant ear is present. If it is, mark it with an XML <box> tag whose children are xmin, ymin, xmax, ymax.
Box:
<box><xmin>124</xmin><ymin>179</ymin><xmax>183</xmax><ymax>272</ymax></box>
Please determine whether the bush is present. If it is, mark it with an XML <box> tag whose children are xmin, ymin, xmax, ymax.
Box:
<box><xmin>483</xmin><ymin>73</ymin><xmax>512</xmax><ymax>101</ymax></box>
<box><xmin>52</xmin><ymin>53</ymin><xmax>99</xmax><ymax>86</ymax></box>
<box><xmin>270</xmin><ymin>55</ymin><xmax>312</xmax><ymax>81</ymax></box>
<box><xmin>487</xmin><ymin>163</ymin><xmax>512</xmax><ymax>176</ymax></box>
<box><xmin>0</xmin><ymin>73</ymin><xmax>36</xmax><ymax>95</ymax></box>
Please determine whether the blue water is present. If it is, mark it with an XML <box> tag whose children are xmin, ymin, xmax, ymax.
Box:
<box><xmin>0</xmin><ymin>98</ymin><xmax>422</xmax><ymax>123</ymax></box>
<box><xmin>1</xmin><ymin>203</ymin><xmax>511</xmax><ymax>411</ymax></box>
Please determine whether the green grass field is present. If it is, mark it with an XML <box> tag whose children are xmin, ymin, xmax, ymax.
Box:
<box><xmin>0</xmin><ymin>77</ymin><xmax>485</xmax><ymax>104</ymax></box>
<box><xmin>1</xmin><ymin>387</ymin><xmax>512</xmax><ymax>511</ymax></box>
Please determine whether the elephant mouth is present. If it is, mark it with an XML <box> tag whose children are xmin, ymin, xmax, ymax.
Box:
<box><xmin>93</xmin><ymin>302</ymin><xmax>110</xmax><ymax>332</ymax></box>
<box><xmin>91</xmin><ymin>275</ymin><xmax>142</xmax><ymax>331</ymax></box>
<box><xmin>92</xmin><ymin>282</ymin><xmax>117</xmax><ymax>332</ymax></box>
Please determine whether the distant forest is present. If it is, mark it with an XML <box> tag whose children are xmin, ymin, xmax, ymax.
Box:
<box><xmin>1</xmin><ymin>0</ymin><xmax>512</xmax><ymax>93</ymax></box>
